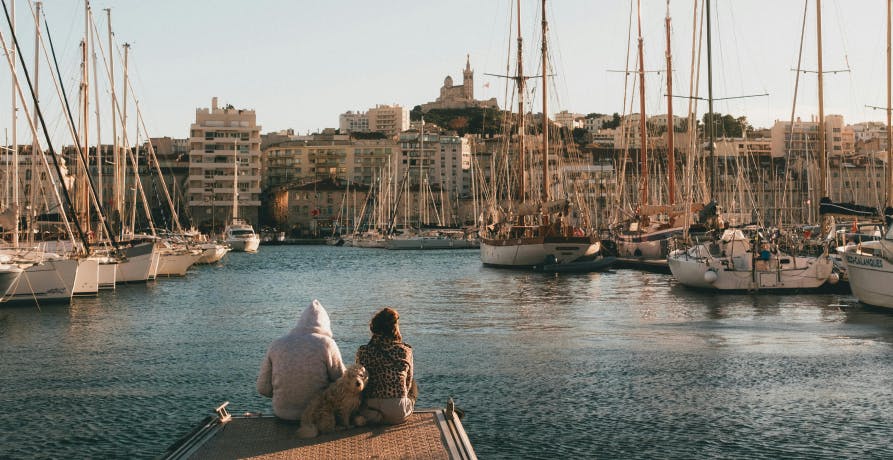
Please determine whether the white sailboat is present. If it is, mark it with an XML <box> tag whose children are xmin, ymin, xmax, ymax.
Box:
<box><xmin>479</xmin><ymin>0</ymin><xmax>600</xmax><ymax>268</ymax></box>
<box><xmin>843</xmin><ymin>0</ymin><xmax>893</xmax><ymax>310</ymax></box>
<box><xmin>224</xmin><ymin>141</ymin><xmax>260</xmax><ymax>253</ymax></box>
<box><xmin>667</xmin><ymin>0</ymin><xmax>835</xmax><ymax>291</ymax></box>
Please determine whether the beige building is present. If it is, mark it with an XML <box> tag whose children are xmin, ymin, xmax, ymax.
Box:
<box><xmin>262</xmin><ymin>136</ymin><xmax>396</xmax><ymax>189</ymax></box>
<box><xmin>186</xmin><ymin>97</ymin><xmax>262</xmax><ymax>233</ymax></box>
<box><xmin>554</xmin><ymin>111</ymin><xmax>584</xmax><ymax>129</ymax></box>
<box><xmin>338</xmin><ymin>105</ymin><xmax>409</xmax><ymax>137</ymax></box>
<box><xmin>769</xmin><ymin>114</ymin><xmax>855</xmax><ymax>159</ymax></box>
<box><xmin>396</xmin><ymin>131</ymin><xmax>471</xmax><ymax>199</ymax></box>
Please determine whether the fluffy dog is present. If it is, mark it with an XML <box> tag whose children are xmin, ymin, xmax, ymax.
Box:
<box><xmin>297</xmin><ymin>364</ymin><xmax>368</xmax><ymax>438</ymax></box>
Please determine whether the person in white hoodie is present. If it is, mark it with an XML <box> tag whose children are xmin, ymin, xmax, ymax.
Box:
<box><xmin>257</xmin><ymin>299</ymin><xmax>346</xmax><ymax>421</ymax></box>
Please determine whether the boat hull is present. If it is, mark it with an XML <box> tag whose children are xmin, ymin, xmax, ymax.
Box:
<box><xmin>480</xmin><ymin>236</ymin><xmax>600</xmax><ymax>268</ymax></box>
<box><xmin>157</xmin><ymin>250</ymin><xmax>202</xmax><ymax>277</ymax></box>
<box><xmin>196</xmin><ymin>244</ymin><xmax>229</xmax><ymax>264</ymax></box>
<box><xmin>668</xmin><ymin>246</ymin><xmax>834</xmax><ymax>291</ymax></box>
<box><xmin>4</xmin><ymin>258</ymin><xmax>78</xmax><ymax>304</ymax></box>
<box><xmin>227</xmin><ymin>236</ymin><xmax>260</xmax><ymax>253</ymax></box>
<box><xmin>843</xmin><ymin>245</ymin><xmax>893</xmax><ymax>309</ymax></box>
<box><xmin>387</xmin><ymin>237</ymin><xmax>477</xmax><ymax>250</ymax></box>
<box><xmin>115</xmin><ymin>242</ymin><xmax>157</xmax><ymax>283</ymax></box>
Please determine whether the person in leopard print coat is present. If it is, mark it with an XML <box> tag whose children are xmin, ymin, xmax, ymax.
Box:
<box><xmin>355</xmin><ymin>307</ymin><xmax>415</xmax><ymax>425</ymax></box>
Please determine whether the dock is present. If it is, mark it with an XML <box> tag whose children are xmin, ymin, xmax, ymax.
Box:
<box><xmin>163</xmin><ymin>402</ymin><xmax>476</xmax><ymax>460</ymax></box>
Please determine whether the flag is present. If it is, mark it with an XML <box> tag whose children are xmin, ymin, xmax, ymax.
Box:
<box><xmin>483</xmin><ymin>82</ymin><xmax>490</xmax><ymax>88</ymax></box>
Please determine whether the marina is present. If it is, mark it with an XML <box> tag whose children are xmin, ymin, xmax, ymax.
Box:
<box><xmin>1</xmin><ymin>245</ymin><xmax>892</xmax><ymax>459</ymax></box>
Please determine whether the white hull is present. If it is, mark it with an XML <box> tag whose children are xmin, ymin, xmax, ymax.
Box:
<box><xmin>843</xmin><ymin>241</ymin><xmax>893</xmax><ymax>309</ymax></box>
<box><xmin>387</xmin><ymin>236</ymin><xmax>477</xmax><ymax>250</ymax></box>
<box><xmin>226</xmin><ymin>236</ymin><xmax>260</xmax><ymax>253</ymax></box>
<box><xmin>668</xmin><ymin>245</ymin><xmax>834</xmax><ymax>291</ymax></box>
<box><xmin>5</xmin><ymin>258</ymin><xmax>78</xmax><ymax>304</ymax></box>
<box><xmin>116</xmin><ymin>242</ymin><xmax>157</xmax><ymax>283</ymax></box>
<box><xmin>0</xmin><ymin>265</ymin><xmax>24</xmax><ymax>300</ymax></box>
<box><xmin>480</xmin><ymin>237</ymin><xmax>600</xmax><ymax>268</ymax></box>
<box><xmin>97</xmin><ymin>259</ymin><xmax>117</xmax><ymax>289</ymax></box>
<box><xmin>72</xmin><ymin>258</ymin><xmax>100</xmax><ymax>296</ymax></box>
<box><xmin>156</xmin><ymin>250</ymin><xmax>202</xmax><ymax>277</ymax></box>
<box><xmin>196</xmin><ymin>244</ymin><xmax>229</xmax><ymax>264</ymax></box>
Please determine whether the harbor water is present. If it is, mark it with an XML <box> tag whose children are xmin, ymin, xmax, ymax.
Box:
<box><xmin>1</xmin><ymin>246</ymin><xmax>892</xmax><ymax>459</ymax></box>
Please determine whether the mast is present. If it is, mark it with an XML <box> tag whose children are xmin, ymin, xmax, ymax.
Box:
<box><xmin>665</xmin><ymin>0</ymin><xmax>675</xmax><ymax>204</ymax></box>
<box><xmin>637</xmin><ymin>0</ymin><xmax>648</xmax><ymax>207</ymax></box>
<box><xmin>706</xmin><ymin>0</ymin><xmax>716</xmax><ymax>200</ymax></box>
<box><xmin>541</xmin><ymin>0</ymin><xmax>549</xmax><ymax>202</ymax></box>
<box><xmin>9</xmin><ymin>0</ymin><xmax>16</xmax><ymax>246</ymax></box>
<box><xmin>121</xmin><ymin>42</ymin><xmax>130</xmax><ymax>234</ymax></box>
<box><xmin>517</xmin><ymin>0</ymin><xmax>526</xmax><ymax>203</ymax></box>
<box><xmin>884</xmin><ymin>0</ymin><xmax>893</xmax><ymax>208</ymax></box>
<box><xmin>106</xmin><ymin>8</ymin><xmax>118</xmax><ymax>228</ymax></box>
<box><xmin>80</xmin><ymin>1</ymin><xmax>90</xmax><ymax>230</ymax></box>
<box><xmin>233</xmin><ymin>139</ymin><xmax>239</xmax><ymax>221</ymax></box>
<box><xmin>29</xmin><ymin>1</ymin><xmax>41</xmax><ymax>245</ymax></box>
<box><xmin>91</xmin><ymin>5</ymin><xmax>104</xmax><ymax>240</ymax></box>
<box><xmin>816</xmin><ymin>0</ymin><xmax>828</xmax><ymax>233</ymax></box>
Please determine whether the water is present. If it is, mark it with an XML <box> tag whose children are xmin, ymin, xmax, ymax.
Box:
<box><xmin>1</xmin><ymin>246</ymin><xmax>892</xmax><ymax>459</ymax></box>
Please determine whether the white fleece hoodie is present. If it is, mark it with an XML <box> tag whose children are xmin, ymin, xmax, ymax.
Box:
<box><xmin>256</xmin><ymin>299</ymin><xmax>346</xmax><ymax>420</ymax></box>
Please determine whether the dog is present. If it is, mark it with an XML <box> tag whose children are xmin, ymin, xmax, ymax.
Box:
<box><xmin>297</xmin><ymin>364</ymin><xmax>368</xmax><ymax>438</ymax></box>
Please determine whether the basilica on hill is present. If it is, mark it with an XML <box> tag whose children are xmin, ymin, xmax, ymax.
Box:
<box><xmin>420</xmin><ymin>55</ymin><xmax>499</xmax><ymax>112</ymax></box>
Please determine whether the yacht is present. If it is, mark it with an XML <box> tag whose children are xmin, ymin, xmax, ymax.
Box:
<box><xmin>225</xmin><ymin>219</ymin><xmax>260</xmax><ymax>253</ymax></box>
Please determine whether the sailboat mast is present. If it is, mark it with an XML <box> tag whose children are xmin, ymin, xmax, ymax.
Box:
<box><xmin>885</xmin><ymin>0</ymin><xmax>893</xmax><ymax>207</ymax></box>
<box><xmin>106</xmin><ymin>8</ymin><xmax>118</xmax><ymax>226</ymax></box>
<box><xmin>637</xmin><ymin>0</ymin><xmax>648</xmax><ymax>207</ymax></box>
<box><xmin>816</xmin><ymin>0</ymin><xmax>828</xmax><ymax>233</ymax></box>
<box><xmin>10</xmin><ymin>0</ymin><xmax>16</xmax><ymax>246</ymax></box>
<box><xmin>233</xmin><ymin>140</ymin><xmax>239</xmax><ymax>220</ymax></box>
<box><xmin>517</xmin><ymin>0</ymin><xmax>526</xmax><ymax>203</ymax></box>
<box><xmin>706</xmin><ymin>0</ymin><xmax>716</xmax><ymax>200</ymax></box>
<box><xmin>666</xmin><ymin>0</ymin><xmax>675</xmax><ymax>205</ymax></box>
<box><xmin>541</xmin><ymin>0</ymin><xmax>549</xmax><ymax>203</ymax></box>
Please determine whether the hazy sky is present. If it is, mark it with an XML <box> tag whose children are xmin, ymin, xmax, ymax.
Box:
<box><xmin>0</xmin><ymin>0</ymin><xmax>891</xmax><ymax>143</ymax></box>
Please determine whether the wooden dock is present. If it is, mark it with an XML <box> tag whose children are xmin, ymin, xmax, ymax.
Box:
<box><xmin>163</xmin><ymin>402</ymin><xmax>476</xmax><ymax>459</ymax></box>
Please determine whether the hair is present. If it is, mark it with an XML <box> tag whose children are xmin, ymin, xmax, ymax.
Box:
<box><xmin>370</xmin><ymin>307</ymin><xmax>401</xmax><ymax>341</ymax></box>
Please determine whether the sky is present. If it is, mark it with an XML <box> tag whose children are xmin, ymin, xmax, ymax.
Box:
<box><xmin>0</xmin><ymin>0</ymin><xmax>891</xmax><ymax>143</ymax></box>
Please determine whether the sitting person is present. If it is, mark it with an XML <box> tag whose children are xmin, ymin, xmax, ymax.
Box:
<box><xmin>256</xmin><ymin>299</ymin><xmax>346</xmax><ymax>421</ymax></box>
<box><xmin>355</xmin><ymin>307</ymin><xmax>415</xmax><ymax>425</ymax></box>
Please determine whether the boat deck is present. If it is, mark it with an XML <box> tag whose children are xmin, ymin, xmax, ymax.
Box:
<box><xmin>163</xmin><ymin>403</ymin><xmax>476</xmax><ymax>460</ymax></box>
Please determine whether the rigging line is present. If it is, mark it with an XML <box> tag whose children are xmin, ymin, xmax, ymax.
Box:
<box><xmin>0</xmin><ymin>0</ymin><xmax>86</xmax><ymax>251</ymax></box>
<box><xmin>782</xmin><ymin>0</ymin><xmax>810</xmax><ymax>228</ymax></box>
<box><xmin>39</xmin><ymin>0</ymin><xmax>119</xmax><ymax>252</ymax></box>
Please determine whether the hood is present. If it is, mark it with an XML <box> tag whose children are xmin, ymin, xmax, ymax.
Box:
<box><xmin>292</xmin><ymin>299</ymin><xmax>333</xmax><ymax>338</ymax></box>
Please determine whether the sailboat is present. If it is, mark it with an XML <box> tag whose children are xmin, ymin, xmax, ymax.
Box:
<box><xmin>478</xmin><ymin>0</ymin><xmax>601</xmax><ymax>268</ymax></box>
<box><xmin>386</xmin><ymin>120</ymin><xmax>477</xmax><ymax>250</ymax></box>
<box><xmin>224</xmin><ymin>141</ymin><xmax>260</xmax><ymax>253</ymax></box>
<box><xmin>843</xmin><ymin>0</ymin><xmax>893</xmax><ymax>310</ymax></box>
<box><xmin>667</xmin><ymin>0</ymin><xmax>835</xmax><ymax>291</ymax></box>
<box><xmin>614</xmin><ymin>1</ymin><xmax>698</xmax><ymax>265</ymax></box>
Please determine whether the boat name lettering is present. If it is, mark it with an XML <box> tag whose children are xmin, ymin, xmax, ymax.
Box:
<box><xmin>845</xmin><ymin>254</ymin><xmax>883</xmax><ymax>268</ymax></box>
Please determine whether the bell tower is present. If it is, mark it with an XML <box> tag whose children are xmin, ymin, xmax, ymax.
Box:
<box><xmin>463</xmin><ymin>54</ymin><xmax>474</xmax><ymax>100</ymax></box>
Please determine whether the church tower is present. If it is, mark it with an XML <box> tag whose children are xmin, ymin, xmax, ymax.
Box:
<box><xmin>462</xmin><ymin>54</ymin><xmax>474</xmax><ymax>100</ymax></box>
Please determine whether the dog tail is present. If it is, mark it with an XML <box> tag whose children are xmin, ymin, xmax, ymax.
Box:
<box><xmin>297</xmin><ymin>422</ymin><xmax>319</xmax><ymax>439</ymax></box>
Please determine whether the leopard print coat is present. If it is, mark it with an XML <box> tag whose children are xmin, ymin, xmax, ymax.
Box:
<box><xmin>356</xmin><ymin>335</ymin><xmax>413</xmax><ymax>399</ymax></box>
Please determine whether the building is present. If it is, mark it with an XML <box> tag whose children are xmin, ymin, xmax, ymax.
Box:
<box><xmin>262</xmin><ymin>136</ymin><xmax>397</xmax><ymax>190</ymax></box>
<box><xmin>186</xmin><ymin>97</ymin><xmax>262</xmax><ymax>234</ymax></box>
<box><xmin>420</xmin><ymin>56</ymin><xmax>498</xmax><ymax>112</ymax></box>
<box><xmin>339</xmin><ymin>111</ymin><xmax>370</xmax><ymax>134</ymax></box>
<box><xmin>396</xmin><ymin>130</ymin><xmax>471</xmax><ymax>199</ymax></box>
<box><xmin>769</xmin><ymin>114</ymin><xmax>855</xmax><ymax>159</ymax></box>
<box><xmin>554</xmin><ymin>111</ymin><xmax>584</xmax><ymax>129</ymax></box>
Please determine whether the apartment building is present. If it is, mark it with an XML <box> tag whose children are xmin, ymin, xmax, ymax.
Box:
<box><xmin>186</xmin><ymin>97</ymin><xmax>262</xmax><ymax>233</ymax></box>
<box><xmin>396</xmin><ymin>131</ymin><xmax>470</xmax><ymax>198</ymax></box>
<box><xmin>262</xmin><ymin>136</ymin><xmax>396</xmax><ymax>189</ymax></box>
<box><xmin>338</xmin><ymin>105</ymin><xmax>409</xmax><ymax>137</ymax></box>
